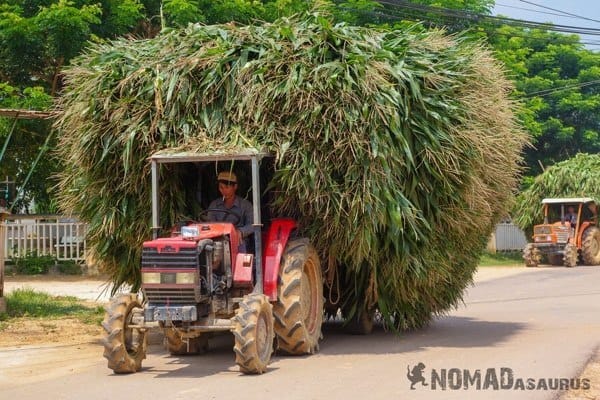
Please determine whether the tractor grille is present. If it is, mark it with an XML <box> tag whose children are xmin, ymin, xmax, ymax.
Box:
<box><xmin>144</xmin><ymin>288</ymin><xmax>198</xmax><ymax>304</ymax></box>
<box><xmin>141</xmin><ymin>247</ymin><xmax>198</xmax><ymax>268</ymax></box>
<box><xmin>534</xmin><ymin>226</ymin><xmax>551</xmax><ymax>235</ymax></box>
<box><xmin>142</xmin><ymin>246</ymin><xmax>200</xmax><ymax>304</ymax></box>
<box><xmin>555</xmin><ymin>231</ymin><xmax>569</xmax><ymax>244</ymax></box>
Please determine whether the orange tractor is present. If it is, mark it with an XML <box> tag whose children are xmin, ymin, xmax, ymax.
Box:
<box><xmin>101</xmin><ymin>149</ymin><xmax>324</xmax><ymax>374</ymax></box>
<box><xmin>523</xmin><ymin>198</ymin><xmax>600</xmax><ymax>268</ymax></box>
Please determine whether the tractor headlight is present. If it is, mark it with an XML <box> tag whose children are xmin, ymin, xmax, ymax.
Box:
<box><xmin>176</xmin><ymin>272</ymin><xmax>196</xmax><ymax>284</ymax></box>
<box><xmin>181</xmin><ymin>226</ymin><xmax>199</xmax><ymax>238</ymax></box>
<box><xmin>142</xmin><ymin>272</ymin><xmax>161</xmax><ymax>284</ymax></box>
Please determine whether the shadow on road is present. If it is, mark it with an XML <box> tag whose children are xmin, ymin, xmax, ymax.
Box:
<box><xmin>136</xmin><ymin>316</ymin><xmax>526</xmax><ymax>379</ymax></box>
<box><xmin>319</xmin><ymin>316</ymin><xmax>526</xmax><ymax>356</ymax></box>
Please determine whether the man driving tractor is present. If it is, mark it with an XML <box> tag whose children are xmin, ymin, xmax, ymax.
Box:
<box><xmin>207</xmin><ymin>171</ymin><xmax>253</xmax><ymax>251</ymax></box>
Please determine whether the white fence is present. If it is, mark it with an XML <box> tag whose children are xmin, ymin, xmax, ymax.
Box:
<box><xmin>2</xmin><ymin>215</ymin><xmax>87</xmax><ymax>261</ymax></box>
<box><xmin>488</xmin><ymin>222</ymin><xmax>528</xmax><ymax>252</ymax></box>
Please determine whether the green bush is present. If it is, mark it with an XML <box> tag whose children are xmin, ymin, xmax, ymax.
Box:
<box><xmin>13</xmin><ymin>251</ymin><xmax>56</xmax><ymax>275</ymax></box>
<box><xmin>57</xmin><ymin>260</ymin><xmax>82</xmax><ymax>275</ymax></box>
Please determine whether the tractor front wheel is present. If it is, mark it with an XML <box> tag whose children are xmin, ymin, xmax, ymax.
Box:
<box><xmin>582</xmin><ymin>227</ymin><xmax>600</xmax><ymax>265</ymax></box>
<box><xmin>232</xmin><ymin>294</ymin><xmax>274</xmax><ymax>374</ymax></box>
<box><xmin>523</xmin><ymin>243</ymin><xmax>541</xmax><ymax>268</ymax></box>
<box><xmin>164</xmin><ymin>328</ymin><xmax>209</xmax><ymax>355</ymax></box>
<box><xmin>273</xmin><ymin>239</ymin><xmax>323</xmax><ymax>355</ymax></box>
<box><xmin>564</xmin><ymin>243</ymin><xmax>578</xmax><ymax>268</ymax></box>
<box><xmin>102</xmin><ymin>293</ymin><xmax>147</xmax><ymax>373</ymax></box>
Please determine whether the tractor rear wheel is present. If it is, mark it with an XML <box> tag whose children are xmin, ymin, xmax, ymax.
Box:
<box><xmin>102</xmin><ymin>293</ymin><xmax>147</xmax><ymax>373</ymax></box>
<box><xmin>563</xmin><ymin>243</ymin><xmax>578</xmax><ymax>268</ymax></box>
<box><xmin>523</xmin><ymin>243</ymin><xmax>541</xmax><ymax>268</ymax></box>
<box><xmin>273</xmin><ymin>239</ymin><xmax>323</xmax><ymax>355</ymax></box>
<box><xmin>582</xmin><ymin>227</ymin><xmax>600</xmax><ymax>265</ymax></box>
<box><xmin>232</xmin><ymin>293</ymin><xmax>274</xmax><ymax>374</ymax></box>
<box><xmin>164</xmin><ymin>328</ymin><xmax>208</xmax><ymax>355</ymax></box>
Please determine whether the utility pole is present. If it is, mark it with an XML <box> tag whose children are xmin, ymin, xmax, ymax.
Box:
<box><xmin>0</xmin><ymin>206</ymin><xmax>9</xmax><ymax>313</ymax></box>
<box><xmin>0</xmin><ymin>177</ymin><xmax>15</xmax><ymax>311</ymax></box>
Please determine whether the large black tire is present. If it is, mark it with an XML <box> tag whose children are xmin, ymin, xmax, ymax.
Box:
<box><xmin>563</xmin><ymin>243</ymin><xmax>578</xmax><ymax>268</ymax></box>
<box><xmin>232</xmin><ymin>293</ymin><xmax>274</xmax><ymax>374</ymax></box>
<box><xmin>523</xmin><ymin>243</ymin><xmax>541</xmax><ymax>268</ymax></box>
<box><xmin>102</xmin><ymin>293</ymin><xmax>147</xmax><ymax>374</ymax></box>
<box><xmin>582</xmin><ymin>227</ymin><xmax>600</xmax><ymax>265</ymax></box>
<box><xmin>164</xmin><ymin>328</ymin><xmax>208</xmax><ymax>355</ymax></box>
<box><xmin>273</xmin><ymin>239</ymin><xmax>323</xmax><ymax>355</ymax></box>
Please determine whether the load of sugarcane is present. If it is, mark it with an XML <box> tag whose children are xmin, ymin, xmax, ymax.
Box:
<box><xmin>54</xmin><ymin>12</ymin><xmax>526</xmax><ymax>330</ymax></box>
<box><xmin>514</xmin><ymin>153</ymin><xmax>600</xmax><ymax>234</ymax></box>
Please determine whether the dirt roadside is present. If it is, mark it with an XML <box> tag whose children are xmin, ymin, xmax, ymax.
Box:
<box><xmin>1</xmin><ymin>275</ymin><xmax>113</xmax><ymax>348</ymax></box>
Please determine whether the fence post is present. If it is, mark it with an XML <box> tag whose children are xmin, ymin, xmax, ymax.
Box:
<box><xmin>0</xmin><ymin>208</ymin><xmax>10</xmax><ymax>313</ymax></box>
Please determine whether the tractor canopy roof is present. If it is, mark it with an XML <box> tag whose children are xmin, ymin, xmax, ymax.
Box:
<box><xmin>541</xmin><ymin>197</ymin><xmax>596</xmax><ymax>205</ymax></box>
<box><xmin>149</xmin><ymin>148</ymin><xmax>271</xmax><ymax>164</ymax></box>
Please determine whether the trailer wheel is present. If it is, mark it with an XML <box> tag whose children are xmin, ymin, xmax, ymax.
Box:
<box><xmin>273</xmin><ymin>239</ymin><xmax>323</xmax><ymax>355</ymax></box>
<box><xmin>232</xmin><ymin>294</ymin><xmax>274</xmax><ymax>374</ymax></box>
<box><xmin>523</xmin><ymin>243</ymin><xmax>541</xmax><ymax>268</ymax></box>
<box><xmin>164</xmin><ymin>328</ymin><xmax>208</xmax><ymax>355</ymax></box>
<box><xmin>345</xmin><ymin>306</ymin><xmax>376</xmax><ymax>335</ymax></box>
<box><xmin>582</xmin><ymin>227</ymin><xmax>600</xmax><ymax>265</ymax></box>
<box><xmin>102</xmin><ymin>293</ymin><xmax>147</xmax><ymax>374</ymax></box>
<box><xmin>564</xmin><ymin>243</ymin><xmax>578</xmax><ymax>268</ymax></box>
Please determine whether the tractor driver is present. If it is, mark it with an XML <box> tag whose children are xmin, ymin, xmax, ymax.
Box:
<box><xmin>207</xmin><ymin>171</ymin><xmax>253</xmax><ymax>251</ymax></box>
<box><xmin>565</xmin><ymin>206</ymin><xmax>577</xmax><ymax>227</ymax></box>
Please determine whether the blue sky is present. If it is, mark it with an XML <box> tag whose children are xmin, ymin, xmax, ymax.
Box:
<box><xmin>493</xmin><ymin>0</ymin><xmax>600</xmax><ymax>49</ymax></box>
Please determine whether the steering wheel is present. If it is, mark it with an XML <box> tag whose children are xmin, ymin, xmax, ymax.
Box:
<box><xmin>198</xmin><ymin>208</ymin><xmax>242</xmax><ymax>226</ymax></box>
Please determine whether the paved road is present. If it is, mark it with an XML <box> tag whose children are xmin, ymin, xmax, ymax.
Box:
<box><xmin>2</xmin><ymin>266</ymin><xmax>599</xmax><ymax>400</ymax></box>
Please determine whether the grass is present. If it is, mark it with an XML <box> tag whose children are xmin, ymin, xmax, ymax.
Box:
<box><xmin>0</xmin><ymin>288</ymin><xmax>104</xmax><ymax>329</ymax></box>
<box><xmin>479</xmin><ymin>251</ymin><xmax>524</xmax><ymax>267</ymax></box>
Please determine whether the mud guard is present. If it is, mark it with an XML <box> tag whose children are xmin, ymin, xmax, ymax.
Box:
<box><xmin>577</xmin><ymin>221</ymin><xmax>593</xmax><ymax>247</ymax></box>
<box><xmin>262</xmin><ymin>218</ymin><xmax>297</xmax><ymax>301</ymax></box>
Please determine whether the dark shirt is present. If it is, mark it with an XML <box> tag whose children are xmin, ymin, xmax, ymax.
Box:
<box><xmin>565</xmin><ymin>212</ymin><xmax>577</xmax><ymax>225</ymax></box>
<box><xmin>207</xmin><ymin>196</ymin><xmax>254</xmax><ymax>237</ymax></box>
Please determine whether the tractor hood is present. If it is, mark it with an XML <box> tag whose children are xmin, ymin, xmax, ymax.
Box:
<box><xmin>143</xmin><ymin>223</ymin><xmax>238</xmax><ymax>251</ymax></box>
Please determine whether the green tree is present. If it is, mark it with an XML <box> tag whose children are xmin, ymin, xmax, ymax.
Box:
<box><xmin>161</xmin><ymin>0</ymin><xmax>205</xmax><ymax>27</ymax></box>
<box><xmin>0</xmin><ymin>1</ymin><xmax>101</xmax><ymax>93</ymax></box>
<box><xmin>0</xmin><ymin>5</ymin><xmax>44</xmax><ymax>86</ymax></box>
<box><xmin>0</xmin><ymin>83</ymin><xmax>55</xmax><ymax>213</ymax></box>
<box><xmin>488</xmin><ymin>25</ymin><xmax>600</xmax><ymax>177</ymax></box>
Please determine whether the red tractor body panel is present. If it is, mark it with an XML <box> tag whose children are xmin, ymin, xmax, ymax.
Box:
<box><xmin>262</xmin><ymin>218</ymin><xmax>297</xmax><ymax>301</ymax></box>
<box><xmin>233</xmin><ymin>253</ymin><xmax>254</xmax><ymax>289</ymax></box>
<box><xmin>143</xmin><ymin>222</ymin><xmax>240</xmax><ymax>266</ymax></box>
<box><xmin>141</xmin><ymin>220</ymin><xmax>296</xmax><ymax>299</ymax></box>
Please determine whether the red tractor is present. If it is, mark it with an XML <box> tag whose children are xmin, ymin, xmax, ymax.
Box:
<box><xmin>523</xmin><ymin>198</ymin><xmax>600</xmax><ymax>268</ymax></box>
<box><xmin>101</xmin><ymin>149</ymin><xmax>324</xmax><ymax>374</ymax></box>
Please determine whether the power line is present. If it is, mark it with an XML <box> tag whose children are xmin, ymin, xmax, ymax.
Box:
<box><xmin>340</xmin><ymin>6</ymin><xmax>600</xmax><ymax>49</ymax></box>
<box><xmin>522</xmin><ymin>79</ymin><xmax>600</xmax><ymax>98</ymax></box>
<box><xmin>516</xmin><ymin>0</ymin><xmax>600</xmax><ymax>25</ymax></box>
<box><xmin>495</xmin><ymin>3</ymin><xmax>584</xmax><ymax>21</ymax></box>
<box><xmin>489</xmin><ymin>29</ymin><xmax>600</xmax><ymax>48</ymax></box>
<box><xmin>375</xmin><ymin>0</ymin><xmax>600</xmax><ymax>36</ymax></box>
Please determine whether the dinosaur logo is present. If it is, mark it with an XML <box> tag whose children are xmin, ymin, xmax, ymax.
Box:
<box><xmin>407</xmin><ymin>363</ymin><xmax>428</xmax><ymax>390</ymax></box>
